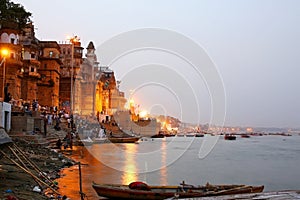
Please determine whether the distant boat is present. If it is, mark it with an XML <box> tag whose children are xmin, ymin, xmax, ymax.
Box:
<box><xmin>108</xmin><ymin>136</ymin><xmax>140</xmax><ymax>143</ymax></box>
<box><xmin>224</xmin><ymin>134</ymin><xmax>236</xmax><ymax>140</ymax></box>
<box><xmin>151</xmin><ymin>133</ymin><xmax>165</xmax><ymax>138</ymax></box>
<box><xmin>92</xmin><ymin>182</ymin><xmax>264</xmax><ymax>200</ymax></box>
<box><xmin>195</xmin><ymin>133</ymin><xmax>204</xmax><ymax>137</ymax></box>
<box><xmin>186</xmin><ymin>133</ymin><xmax>195</xmax><ymax>137</ymax></box>
<box><xmin>241</xmin><ymin>134</ymin><xmax>250</xmax><ymax>138</ymax></box>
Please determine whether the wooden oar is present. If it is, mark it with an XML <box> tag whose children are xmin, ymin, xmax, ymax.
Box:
<box><xmin>8</xmin><ymin>146</ymin><xmax>43</xmax><ymax>189</ymax></box>
<box><xmin>12</xmin><ymin>143</ymin><xmax>56</xmax><ymax>186</ymax></box>
<box><xmin>0</xmin><ymin>150</ymin><xmax>60</xmax><ymax>195</ymax></box>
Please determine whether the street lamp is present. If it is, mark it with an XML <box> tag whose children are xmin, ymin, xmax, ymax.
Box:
<box><xmin>0</xmin><ymin>49</ymin><xmax>9</xmax><ymax>101</ymax></box>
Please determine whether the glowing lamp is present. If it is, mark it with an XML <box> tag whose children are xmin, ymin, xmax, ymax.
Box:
<box><xmin>1</xmin><ymin>49</ymin><xmax>9</xmax><ymax>57</ymax></box>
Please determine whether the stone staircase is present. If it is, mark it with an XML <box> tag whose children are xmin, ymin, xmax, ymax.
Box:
<box><xmin>8</xmin><ymin>118</ymin><xmax>70</xmax><ymax>147</ymax></box>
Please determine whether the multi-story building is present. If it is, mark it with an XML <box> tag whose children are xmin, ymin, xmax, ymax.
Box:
<box><xmin>1</xmin><ymin>23</ymin><xmax>126</xmax><ymax>118</ymax></box>
<box><xmin>99</xmin><ymin>67</ymin><xmax>126</xmax><ymax>115</ymax></box>
<box><xmin>38</xmin><ymin>41</ymin><xmax>61</xmax><ymax>107</ymax></box>
<box><xmin>77</xmin><ymin>41</ymin><xmax>99</xmax><ymax>115</ymax></box>
<box><xmin>59</xmin><ymin>37</ymin><xmax>83</xmax><ymax>112</ymax></box>
<box><xmin>0</xmin><ymin>22</ymin><xmax>23</xmax><ymax>101</ymax></box>
<box><xmin>73</xmin><ymin>41</ymin><xmax>127</xmax><ymax>116</ymax></box>
<box><xmin>19</xmin><ymin>23</ymin><xmax>40</xmax><ymax>102</ymax></box>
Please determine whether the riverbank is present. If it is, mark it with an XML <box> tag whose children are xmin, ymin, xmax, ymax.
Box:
<box><xmin>0</xmin><ymin>138</ymin><xmax>75</xmax><ymax>200</ymax></box>
<box><xmin>0</xmin><ymin>118</ymin><xmax>77</xmax><ymax>200</ymax></box>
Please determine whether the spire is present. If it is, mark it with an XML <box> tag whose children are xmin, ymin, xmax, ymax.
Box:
<box><xmin>87</xmin><ymin>41</ymin><xmax>95</xmax><ymax>50</ymax></box>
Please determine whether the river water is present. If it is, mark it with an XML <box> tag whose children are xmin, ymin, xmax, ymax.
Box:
<box><xmin>56</xmin><ymin>134</ymin><xmax>300</xmax><ymax>199</ymax></box>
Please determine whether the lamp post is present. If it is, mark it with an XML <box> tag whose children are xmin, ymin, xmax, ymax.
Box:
<box><xmin>67</xmin><ymin>36</ymin><xmax>79</xmax><ymax>114</ymax></box>
<box><xmin>70</xmin><ymin>40</ymin><xmax>74</xmax><ymax>113</ymax></box>
<box><xmin>0</xmin><ymin>49</ymin><xmax>9</xmax><ymax>101</ymax></box>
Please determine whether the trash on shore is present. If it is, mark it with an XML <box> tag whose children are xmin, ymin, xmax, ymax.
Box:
<box><xmin>33</xmin><ymin>186</ymin><xmax>41</xmax><ymax>193</ymax></box>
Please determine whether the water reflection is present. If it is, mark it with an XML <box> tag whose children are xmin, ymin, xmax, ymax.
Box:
<box><xmin>160</xmin><ymin>140</ymin><xmax>168</xmax><ymax>185</ymax></box>
<box><xmin>56</xmin><ymin>136</ymin><xmax>300</xmax><ymax>199</ymax></box>
<box><xmin>121</xmin><ymin>144</ymin><xmax>138</xmax><ymax>184</ymax></box>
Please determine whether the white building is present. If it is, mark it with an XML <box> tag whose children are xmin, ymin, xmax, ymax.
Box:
<box><xmin>0</xmin><ymin>102</ymin><xmax>11</xmax><ymax>132</ymax></box>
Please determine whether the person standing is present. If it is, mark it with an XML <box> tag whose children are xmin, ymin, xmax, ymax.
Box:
<box><xmin>43</xmin><ymin>115</ymin><xmax>47</xmax><ymax>137</ymax></box>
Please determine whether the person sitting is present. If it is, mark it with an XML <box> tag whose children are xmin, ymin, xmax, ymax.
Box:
<box><xmin>56</xmin><ymin>139</ymin><xmax>62</xmax><ymax>149</ymax></box>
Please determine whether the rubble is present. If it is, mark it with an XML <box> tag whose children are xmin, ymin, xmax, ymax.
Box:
<box><xmin>0</xmin><ymin>138</ymin><xmax>74</xmax><ymax>200</ymax></box>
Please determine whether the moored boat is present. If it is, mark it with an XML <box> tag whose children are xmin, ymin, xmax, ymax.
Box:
<box><xmin>92</xmin><ymin>182</ymin><xmax>264</xmax><ymax>200</ymax></box>
<box><xmin>241</xmin><ymin>134</ymin><xmax>250</xmax><ymax>138</ymax></box>
<box><xmin>224</xmin><ymin>134</ymin><xmax>236</xmax><ymax>140</ymax></box>
<box><xmin>151</xmin><ymin>133</ymin><xmax>165</xmax><ymax>138</ymax></box>
<box><xmin>93</xmin><ymin>137</ymin><xmax>108</xmax><ymax>144</ymax></box>
<box><xmin>186</xmin><ymin>133</ymin><xmax>195</xmax><ymax>137</ymax></box>
<box><xmin>108</xmin><ymin>136</ymin><xmax>140</xmax><ymax>143</ymax></box>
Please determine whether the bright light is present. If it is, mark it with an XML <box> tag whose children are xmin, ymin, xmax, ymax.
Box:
<box><xmin>66</xmin><ymin>35</ymin><xmax>80</xmax><ymax>44</ymax></box>
<box><xmin>246</xmin><ymin>128</ymin><xmax>253</xmax><ymax>132</ymax></box>
<box><xmin>139</xmin><ymin>110</ymin><xmax>148</xmax><ymax>118</ymax></box>
<box><xmin>1</xmin><ymin>49</ymin><xmax>9</xmax><ymax>57</ymax></box>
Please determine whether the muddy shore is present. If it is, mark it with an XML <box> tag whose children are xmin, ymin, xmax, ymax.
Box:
<box><xmin>0</xmin><ymin>138</ymin><xmax>75</xmax><ymax>200</ymax></box>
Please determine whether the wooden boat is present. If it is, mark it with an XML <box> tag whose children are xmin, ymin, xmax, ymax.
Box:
<box><xmin>93</xmin><ymin>137</ymin><xmax>108</xmax><ymax>144</ymax></box>
<box><xmin>108</xmin><ymin>136</ymin><xmax>140</xmax><ymax>143</ymax></box>
<box><xmin>92</xmin><ymin>182</ymin><xmax>264</xmax><ymax>200</ymax></box>
<box><xmin>224</xmin><ymin>134</ymin><xmax>236</xmax><ymax>140</ymax></box>
<box><xmin>241</xmin><ymin>134</ymin><xmax>250</xmax><ymax>138</ymax></box>
<box><xmin>186</xmin><ymin>133</ymin><xmax>195</xmax><ymax>137</ymax></box>
<box><xmin>151</xmin><ymin>133</ymin><xmax>165</xmax><ymax>138</ymax></box>
<box><xmin>195</xmin><ymin>133</ymin><xmax>205</xmax><ymax>137</ymax></box>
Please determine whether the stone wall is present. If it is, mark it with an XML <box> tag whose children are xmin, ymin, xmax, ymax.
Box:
<box><xmin>11</xmin><ymin>115</ymin><xmax>42</xmax><ymax>133</ymax></box>
<box><xmin>114</xmin><ymin>111</ymin><xmax>160</xmax><ymax>137</ymax></box>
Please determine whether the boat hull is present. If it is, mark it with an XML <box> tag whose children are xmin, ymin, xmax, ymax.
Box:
<box><xmin>224</xmin><ymin>134</ymin><xmax>236</xmax><ymax>140</ymax></box>
<box><xmin>108</xmin><ymin>137</ymin><xmax>140</xmax><ymax>143</ymax></box>
<box><xmin>92</xmin><ymin>183</ymin><xmax>264</xmax><ymax>200</ymax></box>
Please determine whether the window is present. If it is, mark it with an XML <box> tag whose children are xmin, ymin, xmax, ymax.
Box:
<box><xmin>63</xmin><ymin>48</ymin><xmax>66</xmax><ymax>54</ymax></box>
<box><xmin>44</xmin><ymin>64</ymin><xmax>47</xmax><ymax>69</ymax></box>
<box><xmin>67</xmin><ymin>48</ymin><xmax>71</xmax><ymax>54</ymax></box>
<box><xmin>31</xmin><ymin>53</ymin><xmax>35</xmax><ymax>59</ymax></box>
<box><xmin>31</xmin><ymin>67</ymin><xmax>35</xmax><ymax>72</ymax></box>
<box><xmin>11</xmin><ymin>38</ymin><xmax>15</xmax><ymax>44</ymax></box>
<box><xmin>10</xmin><ymin>53</ymin><xmax>14</xmax><ymax>59</ymax></box>
<box><xmin>49</xmin><ymin>51</ymin><xmax>53</xmax><ymax>58</ymax></box>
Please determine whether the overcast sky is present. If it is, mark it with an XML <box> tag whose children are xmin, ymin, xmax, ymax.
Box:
<box><xmin>15</xmin><ymin>0</ymin><xmax>300</xmax><ymax>128</ymax></box>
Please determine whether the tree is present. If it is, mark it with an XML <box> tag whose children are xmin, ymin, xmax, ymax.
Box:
<box><xmin>0</xmin><ymin>0</ymin><xmax>32</xmax><ymax>30</ymax></box>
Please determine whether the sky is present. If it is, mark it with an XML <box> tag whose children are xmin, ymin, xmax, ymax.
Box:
<box><xmin>14</xmin><ymin>0</ymin><xmax>300</xmax><ymax>129</ymax></box>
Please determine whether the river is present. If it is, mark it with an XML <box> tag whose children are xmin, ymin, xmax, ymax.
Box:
<box><xmin>56</xmin><ymin>134</ymin><xmax>300</xmax><ymax>199</ymax></box>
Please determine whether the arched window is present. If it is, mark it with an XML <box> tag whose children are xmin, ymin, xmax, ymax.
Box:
<box><xmin>1</xmin><ymin>33</ymin><xmax>9</xmax><ymax>43</ymax></box>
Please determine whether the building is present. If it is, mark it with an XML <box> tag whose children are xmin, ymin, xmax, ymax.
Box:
<box><xmin>59</xmin><ymin>37</ymin><xmax>83</xmax><ymax>112</ymax></box>
<box><xmin>0</xmin><ymin>23</ymin><xmax>23</xmax><ymax>101</ymax></box>
<box><xmin>77</xmin><ymin>41</ymin><xmax>99</xmax><ymax>115</ymax></box>
<box><xmin>19</xmin><ymin>23</ymin><xmax>40</xmax><ymax>103</ymax></box>
<box><xmin>73</xmin><ymin>41</ymin><xmax>126</xmax><ymax>116</ymax></box>
<box><xmin>38</xmin><ymin>41</ymin><xmax>61</xmax><ymax>107</ymax></box>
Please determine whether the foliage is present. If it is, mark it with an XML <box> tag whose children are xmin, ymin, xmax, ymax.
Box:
<box><xmin>0</xmin><ymin>0</ymin><xmax>32</xmax><ymax>30</ymax></box>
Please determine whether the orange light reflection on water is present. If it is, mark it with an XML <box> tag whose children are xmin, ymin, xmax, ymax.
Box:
<box><xmin>121</xmin><ymin>144</ymin><xmax>138</xmax><ymax>185</ymax></box>
<box><xmin>160</xmin><ymin>140</ymin><xmax>168</xmax><ymax>185</ymax></box>
<box><xmin>56</xmin><ymin>145</ymin><xmax>122</xmax><ymax>199</ymax></box>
